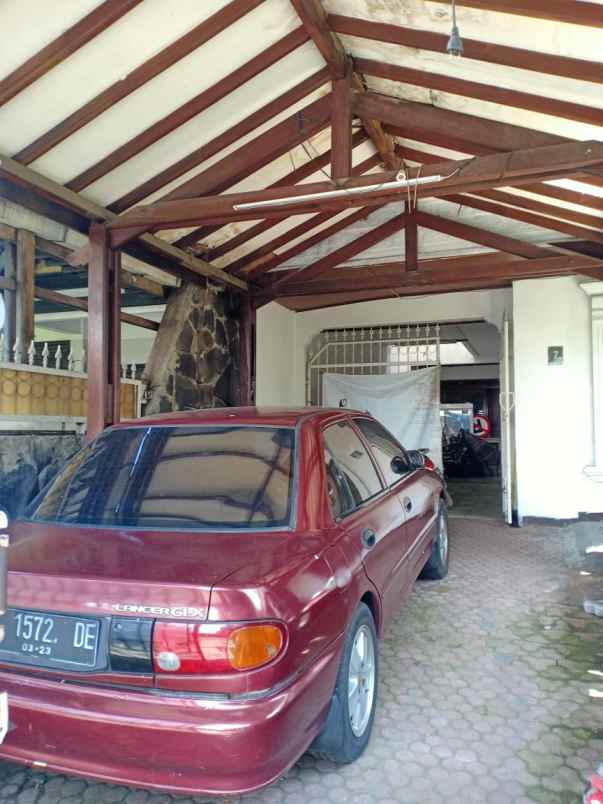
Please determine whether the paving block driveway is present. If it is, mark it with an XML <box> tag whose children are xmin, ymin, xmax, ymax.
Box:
<box><xmin>1</xmin><ymin>517</ymin><xmax>602</xmax><ymax>804</ymax></box>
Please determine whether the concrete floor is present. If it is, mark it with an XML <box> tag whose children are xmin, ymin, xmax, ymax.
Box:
<box><xmin>0</xmin><ymin>517</ymin><xmax>602</xmax><ymax>804</ymax></box>
<box><xmin>447</xmin><ymin>478</ymin><xmax>502</xmax><ymax>520</ymax></box>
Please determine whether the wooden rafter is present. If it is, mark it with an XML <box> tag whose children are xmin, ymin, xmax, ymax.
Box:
<box><xmin>110</xmin><ymin>68</ymin><xmax>330</xmax><ymax>213</ymax></box>
<box><xmin>15</xmin><ymin>0</ymin><xmax>265</xmax><ymax>165</ymax></box>
<box><xmin>67</xmin><ymin>26</ymin><xmax>309</xmax><ymax>193</ymax></box>
<box><xmin>329</xmin><ymin>14</ymin><xmax>603</xmax><ymax>84</ymax></box>
<box><xmin>106</xmin><ymin>141</ymin><xmax>603</xmax><ymax>240</ymax></box>
<box><xmin>289</xmin><ymin>0</ymin><xmax>348</xmax><ymax>78</ymax></box>
<box><xmin>34</xmin><ymin>286</ymin><xmax>159</xmax><ymax>331</ymax></box>
<box><xmin>0</xmin><ymin>0</ymin><xmax>144</xmax><ymax>109</ymax></box>
<box><xmin>453</xmin><ymin>1</ymin><xmax>603</xmax><ymax>27</ymax></box>
<box><xmin>356</xmin><ymin>58</ymin><xmax>603</xmax><ymax>128</ymax></box>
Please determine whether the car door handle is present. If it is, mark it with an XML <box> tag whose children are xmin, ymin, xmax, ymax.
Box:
<box><xmin>361</xmin><ymin>528</ymin><xmax>376</xmax><ymax>549</ymax></box>
<box><xmin>403</xmin><ymin>497</ymin><xmax>413</xmax><ymax>513</ymax></box>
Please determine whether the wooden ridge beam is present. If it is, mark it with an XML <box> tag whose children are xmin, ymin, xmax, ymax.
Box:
<box><xmin>67</xmin><ymin>26</ymin><xmax>308</xmax><ymax>193</ymax></box>
<box><xmin>0</xmin><ymin>0</ymin><xmax>143</xmax><ymax>109</ymax></box>
<box><xmin>289</xmin><ymin>0</ymin><xmax>348</xmax><ymax>77</ymax></box>
<box><xmin>109</xmin><ymin>67</ymin><xmax>330</xmax><ymax>213</ymax></box>
<box><xmin>268</xmin><ymin>211</ymin><xmax>406</xmax><ymax>291</ymax></box>
<box><xmin>173</xmin><ymin>94</ymin><xmax>332</xmax><ymax>250</ymax></box>
<box><xmin>15</xmin><ymin>0</ymin><xmax>265</xmax><ymax>165</ymax></box>
<box><xmin>0</xmin><ymin>151</ymin><xmax>247</xmax><ymax>290</ymax></box>
<box><xmin>453</xmin><ymin>1</ymin><xmax>603</xmax><ymax>27</ymax></box>
<box><xmin>106</xmin><ymin>140</ymin><xmax>603</xmax><ymax>239</ymax></box>
<box><xmin>356</xmin><ymin>57</ymin><xmax>603</xmax><ymax>129</ymax></box>
<box><xmin>328</xmin><ymin>13</ymin><xmax>603</xmax><ymax>84</ymax></box>
<box><xmin>34</xmin><ymin>286</ymin><xmax>159</xmax><ymax>331</ymax></box>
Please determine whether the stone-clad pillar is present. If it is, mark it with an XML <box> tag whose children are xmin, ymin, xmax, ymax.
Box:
<box><xmin>582</xmin><ymin>281</ymin><xmax>603</xmax><ymax>482</ymax></box>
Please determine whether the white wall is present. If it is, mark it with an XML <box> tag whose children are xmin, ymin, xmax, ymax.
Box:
<box><xmin>513</xmin><ymin>276</ymin><xmax>602</xmax><ymax>519</ymax></box>
<box><xmin>255</xmin><ymin>302</ymin><xmax>297</xmax><ymax>406</ymax></box>
<box><xmin>256</xmin><ymin>288</ymin><xmax>511</xmax><ymax>407</ymax></box>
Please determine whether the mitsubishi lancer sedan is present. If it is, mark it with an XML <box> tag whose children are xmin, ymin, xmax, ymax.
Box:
<box><xmin>0</xmin><ymin>407</ymin><xmax>448</xmax><ymax>796</ymax></box>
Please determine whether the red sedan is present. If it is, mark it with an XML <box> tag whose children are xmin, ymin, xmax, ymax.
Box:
<box><xmin>0</xmin><ymin>407</ymin><xmax>448</xmax><ymax>796</ymax></box>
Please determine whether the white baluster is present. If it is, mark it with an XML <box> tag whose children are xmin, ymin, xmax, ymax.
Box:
<box><xmin>121</xmin><ymin>363</ymin><xmax>127</xmax><ymax>379</ymax></box>
<box><xmin>13</xmin><ymin>337</ymin><xmax>22</xmax><ymax>364</ymax></box>
<box><xmin>27</xmin><ymin>341</ymin><xmax>35</xmax><ymax>366</ymax></box>
<box><xmin>55</xmin><ymin>344</ymin><xmax>62</xmax><ymax>369</ymax></box>
<box><xmin>68</xmin><ymin>347</ymin><xmax>75</xmax><ymax>372</ymax></box>
<box><xmin>42</xmin><ymin>342</ymin><xmax>49</xmax><ymax>368</ymax></box>
<box><xmin>129</xmin><ymin>363</ymin><xmax>136</xmax><ymax>379</ymax></box>
<box><xmin>81</xmin><ymin>344</ymin><xmax>87</xmax><ymax>373</ymax></box>
<box><xmin>0</xmin><ymin>333</ymin><xmax>4</xmax><ymax>361</ymax></box>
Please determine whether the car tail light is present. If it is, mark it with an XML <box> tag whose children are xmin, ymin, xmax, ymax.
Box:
<box><xmin>423</xmin><ymin>456</ymin><xmax>437</xmax><ymax>471</ymax></box>
<box><xmin>152</xmin><ymin>621</ymin><xmax>286</xmax><ymax>674</ymax></box>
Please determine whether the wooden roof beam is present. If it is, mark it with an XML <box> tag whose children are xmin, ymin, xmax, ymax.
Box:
<box><xmin>15</xmin><ymin>0</ymin><xmax>265</xmax><ymax>165</ymax></box>
<box><xmin>329</xmin><ymin>14</ymin><xmax>602</xmax><ymax>84</ymax></box>
<box><xmin>106</xmin><ymin>140</ymin><xmax>603</xmax><ymax>240</ymax></box>
<box><xmin>0</xmin><ymin>0</ymin><xmax>144</xmax><ymax>109</ymax></box>
<box><xmin>34</xmin><ymin>285</ymin><xmax>159</xmax><ymax>331</ymax></box>
<box><xmin>453</xmin><ymin>1</ymin><xmax>603</xmax><ymax>27</ymax></box>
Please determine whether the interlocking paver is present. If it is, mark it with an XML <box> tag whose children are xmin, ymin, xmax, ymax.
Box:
<box><xmin>0</xmin><ymin>517</ymin><xmax>602</xmax><ymax>804</ymax></box>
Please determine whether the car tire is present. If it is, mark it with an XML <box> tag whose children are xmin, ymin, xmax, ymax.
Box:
<box><xmin>420</xmin><ymin>499</ymin><xmax>449</xmax><ymax>580</ymax></box>
<box><xmin>309</xmin><ymin>602</ymin><xmax>378</xmax><ymax>764</ymax></box>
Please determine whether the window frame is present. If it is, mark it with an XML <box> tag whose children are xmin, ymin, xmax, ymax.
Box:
<box><xmin>321</xmin><ymin>416</ymin><xmax>386</xmax><ymax>522</ymax></box>
<box><xmin>351</xmin><ymin>415</ymin><xmax>415</xmax><ymax>490</ymax></box>
<box><xmin>24</xmin><ymin>423</ymin><xmax>300</xmax><ymax>533</ymax></box>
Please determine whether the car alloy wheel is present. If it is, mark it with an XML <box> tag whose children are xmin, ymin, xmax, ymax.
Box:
<box><xmin>348</xmin><ymin>623</ymin><xmax>376</xmax><ymax>738</ymax></box>
<box><xmin>438</xmin><ymin>508</ymin><xmax>449</xmax><ymax>565</ymax></box>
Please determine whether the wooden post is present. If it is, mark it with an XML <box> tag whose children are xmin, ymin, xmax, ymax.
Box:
<box><xmin>331</xmin><ymin>61</ymin><xmax>353</xmax><ymax>179</ymax></box>
<box><xmin>405</xmin><ymin>202</ymin><xmax>418</xmax><ymax>272</ymax></box>
<box><xmin>239</xmin><ymin>295</ymin><xmax>255</xmax><ymax>406</ymax></box>
<box><xmin>15</xmin><ymin>229</ymin><xmax>35</xmax><ymax>352</ymax></box>
<box><xmin>87</xmin><ymin>223</ymin><xmax>122</xmax><ymax>439</ymax></box>
<box><xmin>1</xmin><ymin>241</ymin><xmax>16</xmax><ymax>360</ymax></box>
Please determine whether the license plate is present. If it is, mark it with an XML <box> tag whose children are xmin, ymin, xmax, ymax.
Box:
<box><xmin>0</xmin><ymin>609</ymin><xmax>100</xmax><ymax>669</ymax></box>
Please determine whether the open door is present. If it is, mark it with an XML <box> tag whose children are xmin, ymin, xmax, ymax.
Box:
<box><xmin>499</xmin><ymin>312</ymin><xmax>515</xmax><ymax>524</ymax></box>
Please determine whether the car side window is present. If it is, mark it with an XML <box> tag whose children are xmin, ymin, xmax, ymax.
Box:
<box><xmin>324</xmin><ymin>450</ymin><xmax>354</xmax><ymax>519</ymax></box>
<box><xmin>323</xmin><ymin>421</ymin><xmax>383</xmax><ymax>513</ymax></box>
<box><xmin>354</xmin><ymin>418</ymin><xmax>411</xmax><ymax>488</ymax></box>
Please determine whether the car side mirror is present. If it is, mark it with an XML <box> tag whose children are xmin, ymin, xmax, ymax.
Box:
<box><xmin>390</xmin><ymin>455</ymin><xmax>411</xmax><ymax>475</ymax></box>
<box><xmin>406</xmin><ymin>450</ymin><xmax>426</xmax><ymax>469</ymax></box>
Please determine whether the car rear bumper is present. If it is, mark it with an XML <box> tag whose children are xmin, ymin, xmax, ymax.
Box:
<box><xmin>0</xmin><ymin>636</ymin><xmax>342</xmax><ymax>796</ymax></box>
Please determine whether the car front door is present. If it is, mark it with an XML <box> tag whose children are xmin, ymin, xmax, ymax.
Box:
<box><xmin>353</xmin><ymin>417</ymin><xmax>437</xmax><ymax>592</ymax></box>
<box><xmin>323</xmin><ymin>419</ymin><xmax>407</xmax><ymax>630</ymax></box>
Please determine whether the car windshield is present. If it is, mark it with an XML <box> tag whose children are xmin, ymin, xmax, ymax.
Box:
<box><xmin>28</xmin><ymin>425</ymin><xmax>296</xmax><ymax>530</ymax></box>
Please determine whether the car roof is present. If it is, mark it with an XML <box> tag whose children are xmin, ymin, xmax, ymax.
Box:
<box><xmin>115</xmin><ymin>406</ymin><xmax>368</xmax><ymax>429</ymax></box>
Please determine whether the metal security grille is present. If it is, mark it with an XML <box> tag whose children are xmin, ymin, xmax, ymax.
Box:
<box><xmin>306</xmin><ymin>323</ymin><xmax>441</xmax><ymax>405</ymax></box>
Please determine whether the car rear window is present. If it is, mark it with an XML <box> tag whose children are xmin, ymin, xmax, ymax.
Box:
<box><xmin>28</xmin><ymin>425</ymin><xmax>296</xmax><ymax>530</ymax></box>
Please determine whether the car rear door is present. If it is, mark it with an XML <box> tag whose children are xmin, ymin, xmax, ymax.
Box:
<box><xmin>322</xmin><ymin>419</ymin><xmax>407</xmax><ymax>630</ymax></box>
<box><xmin>353</xmin><ymin>417</ymin><xmax>436</xmax><ymax>590</ymax></box>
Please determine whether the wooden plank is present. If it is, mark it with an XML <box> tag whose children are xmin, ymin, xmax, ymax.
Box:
<box><xmin>454</xmin><ymin>0</ymin><xmax>603</xmax><ymax>27</ymax></box>
<box><xmin>239</xmin><ymin>296</ymin><xmax>255</xmax><ymax>405</ymax></box>
<box><xmin>269</xmin><ymin>211</ymin><xmax>406</xmax><ymax>290</ymax></box>
<box><xmin>356</xmin><ymin>57</ymin><xmax>603</xmax><ymax>128</ymax></box>
<box><xmin>34</xmin><ymin>285</ymin><xmax>159</xmax><ymax>330</ymax></box>
<box><xmin>404</xmin><ymin>203</ymin><xmax>418</xmax><ymax>271</ymax></box>
<box><xmin>414</xmin><ymin>210</ymin><xmax>555</xmax><ymax>258</ymax></box>
<box><xmin>0</xmin><ymin>0</ymin><xmax>143</xmax><ymax>109</ymax></box>
<box><xmin>109</xmin><ymin>67</ymin><xmax>330</xmax><ymax>213</ymax></box>
<box><xmin>107</xmin><ymin>141</ymin><xmax>603</xmax><ymax>236</ymax></box>
<box><xmin>329</xmin><ymin>13</ymin><xmax>603</xmax><ymax>84</ymax></box>
<box><xmin>67</xmin><ymin>26</ymin><xmax>308</xmax><ymax>192</ymax></box>
<box><xmin>289</xmin><ymin>0</ymin><xmax>347</xmax><ymax>77</ymax></box>
<box><xmin>16</xmin><ymin>229</ymin><xmax>35</xmax><ymax>348</ymax></box>
<box><xmin>87</xmin><ymin>223</ymin><xmax>110</xmax><ymax>438</ymax></box>
<box><xmin>331</xmin><ymin>62</ymin><xmax>353</xmax><ymax>179</ymax></box>
<box><xmin>16</xmin><ymin>0</ymin><xmax>265</xmax><ymax>164</ymax></box>
<box><xmin>0</xmin><ymin>150</ymin><xmax>247</xmax><ymax>290</ymax></box>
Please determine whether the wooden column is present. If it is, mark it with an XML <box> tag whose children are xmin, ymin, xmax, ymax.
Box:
<box><xmin>331</xmin><ymin>62</ymin><xmax>353</xmax><ymax>179</ymax></box>
<box><xmin>239</xmin><ymin>295</ymin><xmax>256</xmax><ymax>406</ymax></box>
<box><xmin>15</xmin><ymin>229</ymin><xmax>35</xmax><ymax>352</ymax></box>
<box><xmin>87</xmin><ymin>223</ymin><xmax>121</xmax><ymax>439</ymax></box>
<box><xmin>1</xmin><ymin>241</ymin><xmax>16</xmax><ymax>360</ymax></box>
<box><xmin>404</xmin><ymin>202</ymin><xmax>418</xmax><ymax>272</ymax></box>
